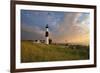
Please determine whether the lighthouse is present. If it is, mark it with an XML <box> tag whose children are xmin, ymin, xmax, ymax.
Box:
<box><xmin>45</xmin><ymin>24</ymin><xmax>49</xmax><ymax>44</ymax></box>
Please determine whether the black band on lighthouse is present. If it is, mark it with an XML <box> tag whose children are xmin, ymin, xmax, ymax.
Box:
<box><xmin>45</xmin><ymin>31</ymin><xmax>48</xmax><ymax>37</ymax></box>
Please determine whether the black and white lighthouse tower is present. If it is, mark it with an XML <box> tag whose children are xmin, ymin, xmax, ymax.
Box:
<box><xmin>45</xmin><ymin>24</ymin><xmax>49</xmax><ymax>44</ymax></box>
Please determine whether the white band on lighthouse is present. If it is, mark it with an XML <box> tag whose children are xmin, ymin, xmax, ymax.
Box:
<box><xmin>46</xmin><ymin>37</ymin><xmax>49</xmax><ymax>44</ymax></box>
<box><xmin>46</xmin><ymin>28</ymin><xmax>48</xmax><ymax>31</ymax></box>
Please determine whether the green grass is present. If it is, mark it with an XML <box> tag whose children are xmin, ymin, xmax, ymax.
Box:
<box><xmin>21</xmin><ymin>41</ymin><xmax>89</xmax><ymax>63</ymax></box>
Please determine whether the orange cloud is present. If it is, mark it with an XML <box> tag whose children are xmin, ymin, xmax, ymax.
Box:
<box><xmin>51</xmin><ymin>13</ymin><xmax>90</xmax><ymax>45</ymax></box>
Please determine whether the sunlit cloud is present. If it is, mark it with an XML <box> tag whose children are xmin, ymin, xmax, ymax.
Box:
<box><xmin>50</xmin><ymin>12</ymin><xmax>90</xmax><ymax>45</ymax></box>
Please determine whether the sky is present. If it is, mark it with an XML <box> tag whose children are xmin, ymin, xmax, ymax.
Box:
<box><xmin>21</xmin><ymin>10</ymin><xmax>90</xmax><ymax>45</ymax></box>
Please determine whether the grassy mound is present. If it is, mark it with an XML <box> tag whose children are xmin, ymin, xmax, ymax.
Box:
<box><xmin>21</xmin><ymin>41</ymin><xmax>89</xmax><ymax>63</ymax></box>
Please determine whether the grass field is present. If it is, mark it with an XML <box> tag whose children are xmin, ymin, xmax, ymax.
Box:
<box><xmin>21</xmin><ymin>41</ymin><xmax>89</xmax><ymax>63</ymax></box>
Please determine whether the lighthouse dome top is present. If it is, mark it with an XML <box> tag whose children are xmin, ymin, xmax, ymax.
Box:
<box><xmin>46</xmin><ymin>24</ymin><xmax>48</xmax><ymax>28</ymax></box>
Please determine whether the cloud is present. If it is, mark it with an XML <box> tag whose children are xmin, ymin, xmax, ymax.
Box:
<box><xmin>21</xmin><ymin>24</ymin><xmax>45</xmax><ymax>40</ymax></box>
<box><xmin>21</xmin><ymin>10</ymin><xmax>90</xmax><ymax>45</ymax></box>
<box><xmin>50</xmin><ymin>12</ymin><xmax>90</xmax><ymax>45</ymax></box>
